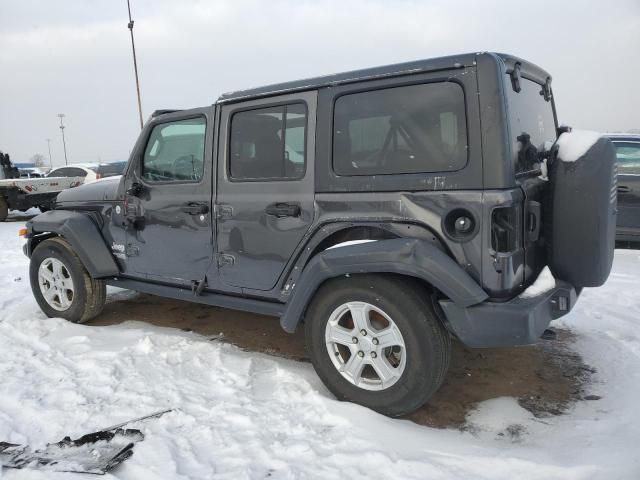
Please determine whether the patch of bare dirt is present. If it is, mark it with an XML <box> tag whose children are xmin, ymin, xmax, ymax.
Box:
<box><xmin>407</xmin><ymin>329</ymin><xmax>594</xmax><ymax>428</ymax></box>
<box><xmin>89</xmin><ymin>291</ymin><xmax>594</xmax><ymax>429</ymax></box>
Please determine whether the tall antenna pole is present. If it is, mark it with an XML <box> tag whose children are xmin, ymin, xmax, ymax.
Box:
<box><xmin>45</xmin><ymin>138</ymin><xmax>53</xmax><ymax>169</ymax></box>
<box><xmin>127</xmin><ymin>0</ymin><xmax>144</xmax><ymax>130</ymax></box>
<box><xmin>57</xmin><ymin>114</ymin><xmax>69</xmax><ymax>165</ymax></box>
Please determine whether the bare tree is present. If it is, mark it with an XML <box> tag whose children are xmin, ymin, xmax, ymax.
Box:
<box><xmin>30</xmin><ymin>153</ymin><xmax>46</xmax><ymax>167</ymax></box>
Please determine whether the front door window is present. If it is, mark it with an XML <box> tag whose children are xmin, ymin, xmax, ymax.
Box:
<box><xmin>142</xmin><ymin>118</ymin><xmax>206</xmax><ymax>183</ymax></box>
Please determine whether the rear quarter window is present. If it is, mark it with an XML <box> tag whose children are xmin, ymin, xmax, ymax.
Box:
<box><xmin>332</xmin><ymin>82</ymin><xmax>468</xmax><ymax>176</ymax></box>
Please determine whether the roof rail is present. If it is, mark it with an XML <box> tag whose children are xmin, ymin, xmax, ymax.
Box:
<box><xmin>150</xmin><ymin>109</ymin><xmax>182</xmax><ymax>118</ymax></box>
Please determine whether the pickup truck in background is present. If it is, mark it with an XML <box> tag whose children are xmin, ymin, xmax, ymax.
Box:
<box><xmin>0</xmin><ymin>151</ymin><xmax>84</xmax><ymax>222</ymax></box>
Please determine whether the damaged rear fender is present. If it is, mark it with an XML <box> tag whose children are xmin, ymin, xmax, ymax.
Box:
<box><xmin>279</xmin><ymin>237</ymin><xmax>488</xmax><ymax>332</ymax></box>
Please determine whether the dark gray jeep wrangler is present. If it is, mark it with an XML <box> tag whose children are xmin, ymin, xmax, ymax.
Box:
<box><xmin>23</xmin><ymin>52</ymin><xmax>617</xmax><ymax>416</ymax></box>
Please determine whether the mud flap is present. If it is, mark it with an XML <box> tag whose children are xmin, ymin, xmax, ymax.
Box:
<box><xmin>0</xmin><ymin>428</ymin><xmax>143</xmax><ymax>474</ymax></box>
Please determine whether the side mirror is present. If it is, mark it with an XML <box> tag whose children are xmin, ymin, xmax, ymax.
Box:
<box><xmin>126</xmin><ymin>182</ymin><xmax>144</xmax><ymax>197</ymax></box>
<box><xmin>510</xmin><ymin>62</ymin><xmax>522</xmax><ymax>93</ymax></box>
<box><xmin>557</xmin><ymin>125</ymin><xmax>572</xmax><ymax>136</ymax></box>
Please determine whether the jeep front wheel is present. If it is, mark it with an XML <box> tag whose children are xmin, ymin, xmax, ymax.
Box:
<box><xmin>29</xmin><ymin>237</ymin><xmax>106</xmax><ymax>323</ymax></box>
<box><xmin>304</xmin><ymin>274</ymin><xmax>451</xmax><ymax>417</ymax></box>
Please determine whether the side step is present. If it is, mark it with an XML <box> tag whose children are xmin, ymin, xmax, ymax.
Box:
<box><xmin>106</xmin><ymin>277</ymin><xmax>285</xmax><ymax>318</ymax></box>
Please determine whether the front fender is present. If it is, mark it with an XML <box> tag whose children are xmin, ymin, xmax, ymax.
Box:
<box><xmin>279</xmin><ymin>237</ymin><xmax>488</xmax><ymax>332</ymax></box>
<box><xmin>25</xmin><ymin>210</ymin><xmax>119</xmax><ymax>278</ymax></box>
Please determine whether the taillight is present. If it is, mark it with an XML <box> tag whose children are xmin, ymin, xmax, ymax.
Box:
<box><xmin>491</xmin><ymin>206</ymin><xmax>517</xmax><ymax>253</ymax></box>
<box><xmin>96</xmin><ymin>173</ymin><xmax>102</xmax><ymax>179</ymax></box>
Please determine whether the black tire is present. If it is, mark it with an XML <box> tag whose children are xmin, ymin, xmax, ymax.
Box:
<box><xmin>0</xmin><ymin>196</ymin><xmax>8</xmax><ymax>222</ymax></box>
<box><xmin>29</xmin><ymin>237</ymin><xmax>106</xmax><ymax>323</ymax></box>
<box><xmin>546</xmin><ymin>136</ymin><xmax>617</xmax><ymax>287</ymax></box>
<box><xmin>304</xmin><ymin>274</ymin><xmax>451</xmax><ymax>417</ymax></box>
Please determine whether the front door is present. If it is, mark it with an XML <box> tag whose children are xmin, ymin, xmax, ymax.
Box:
<box><xmin>123</xmin><ymin>109</ymin><xmax>214</xmax><ymax>285</ymax></box>
<box><xmin>216</xmin><ymin>92</ymin><xmax>317</xmax><ymax>292</ymax></box>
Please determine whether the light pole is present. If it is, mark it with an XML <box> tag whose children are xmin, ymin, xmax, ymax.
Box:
<box><xmin>57</xmin><ymin>114</ymin><xmax>69</xmax><ymax>165</ymax></box>
<box><xmin>45</xmin><ymin>138</ymin><xmax>53</xmax><ymax>169</ymax></box>
<box><xmin>127</xmin><ymin>0</ymin><xmax>144</xmax><ymax>130</ymax></box>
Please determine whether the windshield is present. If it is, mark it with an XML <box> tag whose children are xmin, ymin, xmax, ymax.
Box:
<box><xmin>506</xmin><ymin>76</ymin><xmax>557</xmax><ymax>173</ymax></box>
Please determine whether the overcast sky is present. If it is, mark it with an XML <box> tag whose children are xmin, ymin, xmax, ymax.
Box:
<box><xmin>1</xmin><ymin>0</ymin><xmax>638</xmax><ymax>165</ymax></box>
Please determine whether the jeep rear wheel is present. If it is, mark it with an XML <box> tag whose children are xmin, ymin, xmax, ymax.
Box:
<box><xmin>0</xmin><ymin>196</ymin><xmax>8</xmax><ymax>222</ymax></box>
<box><xmin>29</xmin><ymin>237</ymin><xmax>106</xmax><ymax>323</ymax></box>
<box><xmin>304</xmin><ymin>274</ymin><xmax>451</xmax><ymax>417</ymax></box>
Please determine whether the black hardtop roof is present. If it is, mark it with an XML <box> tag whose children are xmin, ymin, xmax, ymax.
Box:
<box><xmin>607</xmin><ymin>133</ymin><xmax>640</xmax><ymax>140</ymax></box>
<box><xmin>216</xmin><ymin>52</ymin><xmax>548</xmax><ymax>104</ymax></box>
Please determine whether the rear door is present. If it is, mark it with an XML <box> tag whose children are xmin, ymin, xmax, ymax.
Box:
<box><xmin>215</xmin><ymin>92</ymin><xmax>316</xmax><ymax>292</ymax></box>
<box><xmin>505</xmin><ymin>74</ymin><xmax>558</xmax><ymax>284</ymax></box>
<box><xmin>612</xmin><ymin>141</ymin><xmax>640</xmax><ymax>238</ymax></box>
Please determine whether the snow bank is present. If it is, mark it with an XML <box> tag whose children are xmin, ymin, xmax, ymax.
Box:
<box><xmin>7</xmin><ymin>207</ymin><xmax>41</xmax><ymax>218</ymax></box>
<box><xmin>1</xmin><ymin>221</ymin><xmax>640</xmax><ymax>479</ymax></box>
<box><xmin>519</xmin><ymin>266</ymin><xmax>556</xmax><ymax>299</ymax></box>
<box><xmin>556</xmin><ymin>129</ymin><xmax>602</xmax><ymax>163</ymax></box>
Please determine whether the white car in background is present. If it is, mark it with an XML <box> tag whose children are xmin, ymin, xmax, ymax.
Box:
<box><xmin>47</xmin><ymin>162</ymin><xmax>128</xmax><ymax>184</ymax></box>
<box><xmin>47</xmin><ymin>164</ymin><xmax>99</xmax><ymax>183</ymax></box>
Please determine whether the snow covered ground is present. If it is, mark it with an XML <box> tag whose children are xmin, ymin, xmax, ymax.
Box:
<box><xmin>0</xmin><ymin>218</ymin><xmax>639</xmax><ymax>479</ymax></box>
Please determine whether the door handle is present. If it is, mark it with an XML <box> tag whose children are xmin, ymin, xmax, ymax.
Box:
<box><xmin>617</xmin><ymin>185</ymin><xmax>630</xmax><ymax>194</ymax></box>
<box><xmin>265</xmin><ymin>202</ymin><xmax>301</xmax><ymax>218</ymax></box>
<box><xmin>182</xmin><ymin>203</ymin><xmax>210</xmax><ymax>215</ymax></box>
<box><xmin>527</xmin><ymin>200</ymin><xmax>541</xmax><ymax>242</ymax></box>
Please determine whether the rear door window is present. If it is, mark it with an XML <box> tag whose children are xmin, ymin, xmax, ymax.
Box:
<box><xmin>229</xmin><ymin>103</ymin><xmax>307</xmax><ymax>181</ymax></box>
<box><xmin>49</xmin><ymin>168</ymin><xmax>75</xmax><ymax>177</ymax></box>
<box><xmin>332</xmin><ymin>82</ymin><xmax>467</xmax><ymax>176</ymax></box>
<box><xmin>68</xmin><ymin>167</ymin><xmax>87</xmax><ymax>177</ymax></box>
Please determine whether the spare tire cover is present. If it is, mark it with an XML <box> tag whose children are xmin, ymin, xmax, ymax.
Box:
<box><xmin>547</xmin><ymin>135</ymin><xmax>616</xmax><ymax>287</ymax></box>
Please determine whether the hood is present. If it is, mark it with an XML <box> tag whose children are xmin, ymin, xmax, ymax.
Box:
<box><xmin>56</xmin><ymin>176</ymin><xmax>122</xmax><ymax>204</ymax></box>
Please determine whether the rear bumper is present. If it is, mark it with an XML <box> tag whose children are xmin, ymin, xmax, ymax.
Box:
<box><xmin>438</xmin><ymin>281</ymin><xmax>579</xmax><ymax>348</ymax></box>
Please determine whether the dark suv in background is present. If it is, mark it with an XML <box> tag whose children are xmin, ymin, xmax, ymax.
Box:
<box><xmin>609</xmin><ymin>134</ymin><xmax>640</xmax><ymax>244</ymax></box>
<box><xmin>22</xmin><ymin>52</ymin><xmax>617</xmax><ymax>416</ymax></box>
<box><xmin>95</xmin><ymin>161</ymin><xmax>127</xmax><ymax>180</ymax></box>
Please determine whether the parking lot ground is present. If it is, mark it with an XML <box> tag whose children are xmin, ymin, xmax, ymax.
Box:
<box><xmin>90</xmin><ymin>290</ymin><xmax>592</xmax><ymax>429</ymax></box>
